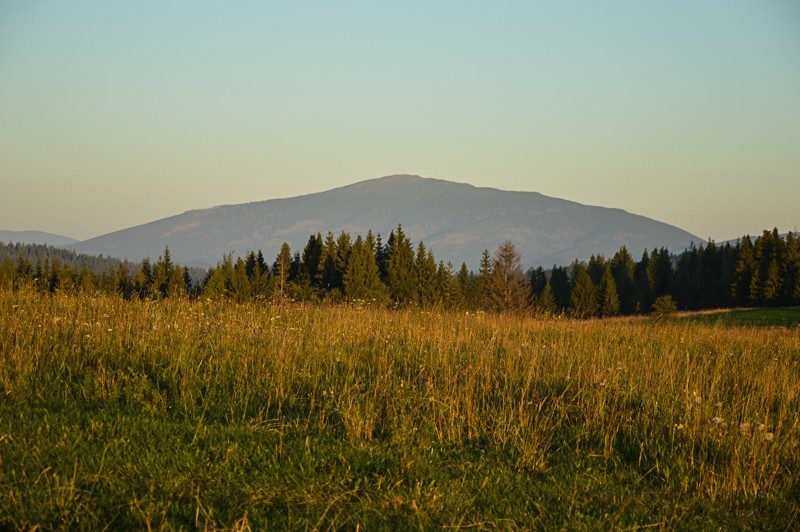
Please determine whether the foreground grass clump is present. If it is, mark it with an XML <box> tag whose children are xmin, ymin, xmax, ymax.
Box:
<box><xmin>1</xmin><ymin>289</ymin><xmax>799</xmax><ymax>529</ymax></box>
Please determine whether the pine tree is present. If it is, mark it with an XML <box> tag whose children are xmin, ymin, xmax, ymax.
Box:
<box><xmin>274</xmin><ymin>242</ymin><xmax>293</xmax><ymax>300</ymax></box>
<box><xmin>475</xmin><ymin>249</ymin><xmax>493</xmax><ymax>309</ymax></box>
<box><xmin>203</xmin><ymin>254</ymin><xmax>234</xmax><ymax>300</ymax></box>
<box><xmin>528</xmin><ymin>266</ymin><xmax>548</xmax><ymax>307</ymax></box>
<box><xmin>301</xmin><ymin>233</ymin><xmax>323</xmax><ymax>285</ymax></box>
<box><xmin>488</xmin><ymin>241</ymin><xmax>529</xmax><ymax>313</ymax></box>
<box><xmin>343</xmin><ymin>235</ymin><xmax>388</xmax><ymax>303</ymax></box>
<box><xmin>587</xmin><ymin>255</ymin><xmax>606</xmax><ymax>286</ymax></box>
<box><xmin>633</xmin><ymin>250</ymin><xmax>653</xmax><ymax>313</ymax></box>
<box><xmin>231</xmin><ymin>257</ymin><xmax>251</xmax><ymax>303</ymax></box>
<box><xmin>455</xmin><ymin>263</ymin><xmax>473</xmax><ymax>308</ymax></box>
<box><xmin>761</xmin><ymin>258</ymin><xmax>782</xmax><ymax>304</ymax></box>
<box><xmin>647</xmin><ymin>247</ymin><xmax>673</xmax><ymax>298</ymax></box>
<box><xmin>414</xmin><ymin>241</ymin><xmax>438</xmax><ymax>307</ymax></box>
<box><xmin>598</xmin><ymin>264</ymin><xmax>621</xmax><ymax>317</ymax></box>
<box><xmin>318</xmin><ymin>232</ymin><xmax>342</xmax><ymax>293</ymax></box>
<box><xmin>386</xmin><ymin>225</ymin><xmax>415</xmax><ymax>305</ymax></box>
<box><xmin>536</xmin><ymin>282</ymin><xmax>557</xmax><ymax>316</ymax></box>
<box><xmin>611</xmin><ymin>247</ymin><xmax>635</xmax><ymax>314</ymax></box>
<box><xmin>549</xmin><ymin>265</ymin><xmax>571</xmax><ymax>312</ymax></box>
<box><xmin>570</xmin><ymin>264</ymin><xmax>598</xmax><ymax>318</ymax></box>
<box><xmin>134</xmin><ymin>257</ymin><xmax>153</xmax><ymax>299</ymax></box>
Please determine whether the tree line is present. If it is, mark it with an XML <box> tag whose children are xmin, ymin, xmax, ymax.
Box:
<box><xmin>2</xmin><ymin>227</ymin><xmax>799</xmax><ymax>315</ymax></box>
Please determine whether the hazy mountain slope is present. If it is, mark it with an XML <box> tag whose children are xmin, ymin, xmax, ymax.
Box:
<box><xmin>71</xmin><ymin>175</ymin><xmax>701</xmax><ymax>268</ymax></box>
<box><xmin>0</xmin><ymin>230</ymin><xmax>78</xmax><ymax>247</ymax></box>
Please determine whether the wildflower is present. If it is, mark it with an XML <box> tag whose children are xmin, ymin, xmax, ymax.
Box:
<box><xmin>739</xmin><ymin>422</ymin><xmax>751</xmax><ymax>434</ymax></box>
<box><xmin>765</xmin><ymin>432</ymin><xmax>774</xmax><ymax>441</ymax></box>
<box><xmin>692</xmin><ymin>392</ymin><xmax>702</xmax><ymax>404</ymax></box>
<box><xmin>676</xmin><ymin>424</ymin><xmax>685</xmax><ymax>431</ymax></box>
<box><xmin>712</xmin><ymin>416</ymin><xmax>723</xmax><ymax>425</ymax></box>
<box><xmin>715</xmin><ymin>402</ymin><xmax>722</xmax><ymax>408</ymax></box>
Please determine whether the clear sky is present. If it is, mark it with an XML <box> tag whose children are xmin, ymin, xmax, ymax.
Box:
<box><xmin>1</xmin><ymin>1</ymin><xmax>798</xmax><ymax>242</ymax></box>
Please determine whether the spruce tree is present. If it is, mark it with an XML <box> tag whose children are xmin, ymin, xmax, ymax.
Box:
<box><xmin>611</xmin><ymin>247</ymin><xmax>635</xmax><ymax>314</ymax></box>
<box><xmin>301</xmin><ymin>233</ymin><xmax>323</xmax><ymax>285</ymax></box>
<box><xmin>475</xmin><ymin>249</ymin><xmax>493</xmax><ymax>309</ymax></box>
<box><xmin>274</xmin><ymin>242</ymin><xmax>292</xmax><ymax>300</ymax></box>
<box><xmin>536</xmin><ymin>282</ymin><xmax>557</xmax><ymax>316</ymax></box>
<box><xmin>134</xmin><ymin>257</ymin><xmax>153</xmax><ymax>299</ymax></box>
<box><xmin>488</xmin><ymin>241</ymin><xmax>529</xmax><ymax>313</ymax></box>
<box><xmin>318</xmin><ymin>232</ymin><xmax>344</xmax><ymax>295</ymax></box>
<box><xmin>343</xmin><ymin>235</ymin><xmax>388</xmax><ymax>303</ymax></box>
<box><xmin>761</xmin><ymin>258</ymin><xmax>782</xmax><ymax>304</ymax></box>
<box><xmin>456</xmin><ymin>263</ymin><xmax>473</xmax><ymax>308</ymax></box>
<box><xmin>599</xmin><ymin>264</ymin><xmax>621</xmax><ymax>317</ymax></box>
<box><xmin>231</xmin><ymin>257</ymin><xmax>252</xmax><ymax>303</ymax></box>
<box><xmin>570</xmin><ymin>264</ymin><xmax>598</xmax><ymax>318</ymax></box>
<box><xmin>549</xmin><ymin>265</ymin><xmax>571</xmax><ymax>312</ymax></box>
<box><xmin>386</xmin><ymin>225</ymin><xmax>415</xmax><ymax>305</ymax></box>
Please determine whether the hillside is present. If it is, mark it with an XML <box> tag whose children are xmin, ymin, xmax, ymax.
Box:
<box><xmin>0</xmin><ymin>230</ymin><xmax>77</xmax><ymax>247</ymax></box>
<box><xmin>71</xmin><ymin>175</ymin><xmax>701</xmax><ymax>268</ymax></box>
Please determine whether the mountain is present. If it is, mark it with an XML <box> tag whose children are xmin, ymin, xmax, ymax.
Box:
<box><xmin>0</xmin><ymin>230</ymin><xmax>78</xmax><ymax>247</ymax></box>
<box><xmin>71</xmin><ymin>175</ymin><xmax>701</xmax><ymax>269</ymax></box>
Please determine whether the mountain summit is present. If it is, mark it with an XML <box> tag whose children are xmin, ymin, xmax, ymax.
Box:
<box><xmin>71</xmin><ymin>175</ymin><xmax>700</xmax><ymax>268</ymax></box>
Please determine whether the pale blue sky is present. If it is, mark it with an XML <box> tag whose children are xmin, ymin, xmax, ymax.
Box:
<box><xmin>1</xmin><ymin>1</ymin><xmax>798</xmax><ymax>242</ymax></box>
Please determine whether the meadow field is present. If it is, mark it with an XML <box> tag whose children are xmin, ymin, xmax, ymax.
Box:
<box><xmin>0</xmin><ymin>288</ymin><xmax>798</xmax><ymax>529</ymax></box>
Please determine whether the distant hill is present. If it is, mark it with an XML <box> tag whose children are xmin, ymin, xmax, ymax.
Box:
<box><xmin>0</xmin><ymin>230</ymin><xmax>77</xmax><ymax>247</ymax></box>
<box><xmin>71</xmin><ymin>175</ymin><xmax>702</xmax><ymax>268</ymax></box>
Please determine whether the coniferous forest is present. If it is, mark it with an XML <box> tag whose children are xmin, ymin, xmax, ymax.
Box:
<box><xmin>2</xmin><ymin>226</ymin><xmax>799</xmax><ymax>315</ymax></box>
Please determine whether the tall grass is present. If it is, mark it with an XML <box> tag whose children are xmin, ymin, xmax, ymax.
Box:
<box><xmin>1</xmin><ymin>288</ymin><xmax>798</xmax><ymax>528</ymax></box>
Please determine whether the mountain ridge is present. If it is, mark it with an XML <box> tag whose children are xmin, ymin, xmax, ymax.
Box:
<box><xmin>70</xmin><ymin>175</ymin><xmax>701</xmax><ymax>268</ymax></box>
<box><xmin>0</xmin><ymin>230</ymin><xmax>78</xmax><ymax>247</ymax></box>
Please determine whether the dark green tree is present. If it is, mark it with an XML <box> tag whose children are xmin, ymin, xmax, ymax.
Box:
<box><xmin>611</xmin><ymin>247</ymin><xmax>636</xmax><ymax>314</ymax></box>
<box><xmin>274</xmin><ymin>242</ymin><xmax>293</xmax><ymax>300</ymax></box>
<box><xmin>488</xmin><ymin>241</ymin><xmax>529</xmax><ymax>313</ymax></box>
<box><xmin>536</xmin><ymin>282</ymin><xmax>557</xmax><ymax>316</ymax></box>
<box><xmin>343</xmin><ymin>235</ymin><xmax>388</xmax><ymax>303</ymax></box>
<box><xmin>386</xmin><ymin>225</ymin><xmax>416</xmax><ymax>305</ymax></box>
<box><xmin>570</xmin><ymin>263</ymin><xmax>598</xmax><ymax>318</ymax></box>
<box><xmin>598</xmin><ymin>264</ymin><xmax>621</xmax><ymax>317</ymax></box>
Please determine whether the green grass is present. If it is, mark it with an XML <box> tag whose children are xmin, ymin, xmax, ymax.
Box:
<box><xmin>683</xmin><ymin>307</ymin><xmax>800</xmax><ymax>328</ymax></box>
<box><xmin>1</xmin><ymin>289</ymin><xmax>799</xmax><ymax>529</ymax></box>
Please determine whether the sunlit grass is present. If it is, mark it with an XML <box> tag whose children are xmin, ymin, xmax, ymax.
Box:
<box><xmin>1</xmin><ymin>289</ymin><xmax>798</xmax><ymax>528</ymax></box>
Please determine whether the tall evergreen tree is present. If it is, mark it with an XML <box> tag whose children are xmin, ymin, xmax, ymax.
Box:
<box><xmin>231</xmin><ymin>257</ymin><xmax>252</xmax><ymax>303</ymax></box>
<box><xmin>274</xmin><ymin>242</ymin><xmax>293</xmax><ymax>300</ymax></box>
<box><xmin>386</xmin><ymin>225</ymin><xmax>415</xmax><ymax>305</ymax></box>
<box><xmin>598</xmin><ymin>264</ymin><xmax>621</xmax><ymax>317</ymax></box>
<box><xmin>488</xmin><ymin>241</ymin><xmax>529</xmax><ymax>313</ymax></box>
<box><xmin>152</xmin><ymin>247</ymin><xmax>175</xmax><ymax>298</ymax></box>
<box><xmin>343</xmin><ymin>235</ymin><xmax>388</xmax><ymax>303</ymax></box>
<box><xmin>549</xmin><ymin>265</ymin><xmax>571</xmax><ymax>312</ymax></box>
<box><xmin>633</xmin><ymin>250</ymin><xmax>653</xmax><ymax>313</ymax></box>
<box><xmin>414</xmin><ymin>241</ymin><xmax>438</xmax><ymax>307</ymax></box>
<box><xmin>455</xmin><ymin>262</ymin><xmax>473</xmax><ymax>309</ymax></box>
<box><xmin>647</xmin><ymin>247</ymin><xmax>673</xmax><ymax>298</ymax></box>
<box><xmin>301</xmin><ymin>233</ymin><xmax>323</xmax><ymax>285</ymax></box>
<box><xmin>134</xmin><ymin>257</ymin><xmax>153</xmax><ymax>299</ymax></box>
<box><xmin>587</xmin><ymin>255</ymin><xmax>606</xmax><ymax>286</ymax></box>
<box><xmin>536</xmin><ymin>281</ymin><xmax>557</xmax><ymax>316</ymax></box>
<box><xmin>611</xmin><ymin>246</ymin><xmax>636</xmax><ymax>314</ymax></box>
<box><xmin>528</xmin><ymin>266</ymin><xmax>548</xmax><ymax>307</ymax></box>
<box><xmin>570</xmin><ymin>263</ymin><xmax>599</xmax><ymax>318</ymax></box>
<box><xmin>732</xmin><ymin>236</ymin><xmax>755</xmax><ymax>305</ymax></box>
<box><xmin>318</xmin><ymin>232</ymin><xmax>343</xmax><ymax>294</ymax></box>
<box><xmin>475</xmin><ymin>249</ymin><xmax>493</xmax><ymax>309</ymax></box>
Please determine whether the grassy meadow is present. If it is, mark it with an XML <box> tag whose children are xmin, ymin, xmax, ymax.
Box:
<box><xmin>1</xmin><ymin>288</ymin><xmax>799</xmax><ymax>529</ymax></box>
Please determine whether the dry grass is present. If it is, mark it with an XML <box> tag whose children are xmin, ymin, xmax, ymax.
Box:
<box><xmin>1</xmin><ymin>288</ymin><xmax>798</xmax><ymax>528</ymax></box>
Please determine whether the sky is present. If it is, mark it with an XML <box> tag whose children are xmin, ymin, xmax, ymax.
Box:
<box><xmin>1</xmin><ymin>1</ymin><xmax>799</xmax><ymax>242</ymax></box>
